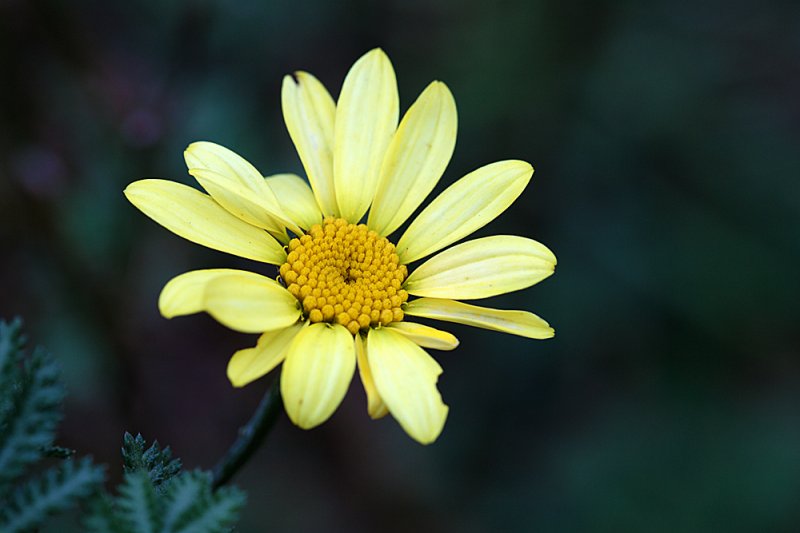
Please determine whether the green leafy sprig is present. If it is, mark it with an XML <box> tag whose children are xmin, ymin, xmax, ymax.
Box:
<box><xmin>0</xmin><ymin>318</ymin><xmax>247</xmax><ymax>532</ymax></box>
<box><xmin>87</xmin><ymin>434</ymin><xmax>245</xmax><ymax>533</ymax></box>
<box><xmin>0</xmin><ymin>318</ymin><xmax>106</xmax><ymax>532</ymax></box>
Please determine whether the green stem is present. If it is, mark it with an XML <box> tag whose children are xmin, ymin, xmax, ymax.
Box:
<box><xmin>211</xmin><ymin>377</ymin><xmax>283</xmax><ymax>490</ymax></box>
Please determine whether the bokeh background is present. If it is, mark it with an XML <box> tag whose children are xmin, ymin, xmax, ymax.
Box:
<box><xmin>2</xmin><ymin>0</ymin><xmax>799</xmax><ymax>531</ymax></box>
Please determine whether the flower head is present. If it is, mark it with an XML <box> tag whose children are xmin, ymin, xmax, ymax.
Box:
<box><xmin>124</xmin><ymin>49</ymin><xmax>556</xmax><ymax>444</ymax></box>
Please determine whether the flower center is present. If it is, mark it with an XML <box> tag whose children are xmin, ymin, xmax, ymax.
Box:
<box><xmin>279</xmin><ymin>217</ymin><xmax>408</xmax><ymax>335</ymax></box>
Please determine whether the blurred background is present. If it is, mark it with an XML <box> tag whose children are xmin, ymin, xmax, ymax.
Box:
<box><xmin>2</xmin><ymin>0</ymin><xmax>799</xmax><ymax>531</ymax></box>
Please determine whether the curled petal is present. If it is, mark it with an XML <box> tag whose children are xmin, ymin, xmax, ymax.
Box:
<box><xmin>367</xmin><ymin>327</ymin><xmax>448</xmax><ymax>445</ymax></box>
<box><xmin>355</xmin><ymin>334</ymin><xmax>389</xmax><ymax>419</ymax></box>
<box><xmin>227</xmin><ymin>322</ymin><xmax>305</xmax><ymax>387</ymax></box>
<box><xmin>189</xmin><ymin>167</ymin><xmax>286</xmax><ymax>235</ymax></box>
<box><xmin>386</xmin><ymin>322</ymin><xmax>459</xmax><ymax>351</ymax></box>
<box><xmin>265</xmin><ymin>173</ymin><xmax>323</xmax><ymax>230</ymax></box>
<box><xmin>159</xmin><ymin>268</ymin><xmax>267</xmax><ymax>318</ymax></box>
<box><xmin>281</xmin><ymin>323</ymin><xmax>356</xmax><ymax>429</ymax></box>
<box><xmin>404</xmin><ymin>298</ymin><xmax>554</xmax><ymax>339</ymax></box>
<box><xmin>203</xmin><ymin>273</ymin><xmax>302</xmax><ymax>333</ymax></box>
<box><xmin>185</xmin><ymin>141</ymin><xmax>303</xmax><ymax>235</ymax></box>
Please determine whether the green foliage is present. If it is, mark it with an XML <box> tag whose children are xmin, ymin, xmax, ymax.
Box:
<box><xmin>0</xmin><ymin>318</ymin><xmax>105</xmax><ymax>532</ymax></box>
<box><xmin>0</xmin><ymin>456</ymin><xmax>106</xmax><ymax>532</ymax></box>
<box><xmin>122</xmin><ymin>432</ymin><xmax>182</xmax><ymax>490</ymax></box>
<box><xmin>84</xmin><ymin>494</ymin><xmax>128</xmax><ymax>533</ymax></box>
<box><xmin>0</xmin><ymin>318</ymin><xmax>64</xmax><ymax>485</ymax></box>
<box><xmin>0</xmin><ymin>319</ymin><xmax>247</xmax><ymax>532</ymax></box>
<box><xmin>116</xmin><ymin>470</ymin><xmax>162</xmax><ymax>533</ymax></box>
<box><xmin>87</xmin><ymin>437</ymin><xmax>246</xmax><ymax>533</ymax></box>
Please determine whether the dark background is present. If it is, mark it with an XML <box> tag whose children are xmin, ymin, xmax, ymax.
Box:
<box><xmin>2</xmin><ymin>1</ymin><xmax>799</xmax><ymax>531</ymax></box>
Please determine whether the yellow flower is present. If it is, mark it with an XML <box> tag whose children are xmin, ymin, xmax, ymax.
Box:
<box><xmin>124</xmin><ymin>49</ymin><xmax>556</xmax><ymax>444</ymax></box>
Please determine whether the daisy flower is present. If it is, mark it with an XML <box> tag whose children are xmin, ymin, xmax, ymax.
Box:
<box><xmin>124</xmin><ymin>49</ymin><xmax>556</xmax><ymax>444</ymax></box>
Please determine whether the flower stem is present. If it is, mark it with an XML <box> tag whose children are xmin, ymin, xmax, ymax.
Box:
<box><xmin>211</xmin><ymin>377</ymin><xmax>283</xmax><ymax>490</ymax></box>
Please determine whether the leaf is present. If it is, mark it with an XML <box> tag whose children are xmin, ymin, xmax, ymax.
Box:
<box><xmin>0</xmin><ymin>318</ymin><xmax>25</xmax><ymax>455</ymax></box>
<box><xmin>84</xmin><ymin>494</ymin><xmax>130</xmax><ymax>533</ymax></box>
<box><xmin>0</xmin><ymin>456</ymin><xmax>105</xmax><ymax>533</ymax></box>
<box><xmin>117</xmin><ymin>470</ymin><xmax>161</xmax><ymax>533</ymax></box>
<box><xmin>0</xmin><ymin>318</ymin><xmax>25</xmax><ymax>388</ymax></box>
<box><xmin>168</xmin><ymin>471</ymin><xmax>246</xmax><ymax>533</ymax></box>
<box><xmin>0</xmin><ymin>321</ymin><xmax>246</xmax><ymax>533</ymax></box>
<box><xmin>0</xmin><ymin>333</ymin><xmax>64</xmax><ymax>486</ymax></box>
<box><xmin>122</xmin><ymin>432</ymin><xmax>182</xmax><ymax>490</ymax></box>
<box><xmin>87</xmin><ymin>468</ymin><xmax>245</xmax><ymax>533</ymax></box>
<box><xmin>160</xmin><ymin>471</ymin><xmax>207</xmax><ymax>532</ymax></box>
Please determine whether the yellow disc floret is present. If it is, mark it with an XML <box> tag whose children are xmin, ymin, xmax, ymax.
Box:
<box><xmin>279</xmin><ymin>218</ymin><xmax>408</xmax><ymax>335</ymax></box>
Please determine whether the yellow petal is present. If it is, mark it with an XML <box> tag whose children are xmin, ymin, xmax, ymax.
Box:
<box><xmin>405</xmin><ymin>235</ymin><xmax>556</xmax><ymax>299</ymax></box>
<box><xmin>189</xmin><ymin>168</ymin><xmax>286</xmax><ymax>235</ymax></box>
<box><xmin>227</xmin><ymin>322</ymin><xmax>305</xmax><ymax>388</ymax></box>
<box><xmin>367</xmin><ymin>328</ymin><xmax>448</xmax><ymax>445</ymax></box>
<box><xmin>396</xmin><ymin>160</ymin><xmax>534</xmax><ymax>263</ymax></box>
<box><xmin>184</xmin><ymin>141</ymin><xmax>303</xmax><ymax>235</ymax></box>
<box><xmin>159</xmin><ymin>268</ymin><xmax>267</xmax><ymax>318</ymax></box>
<box><xmin>203</xmin><ymin>273</ymin><xmax>302</xmax><ymax>333</ymax></box>
<box><xmin>386</xmin><ymin>322</ymin><xmax>459</xmax><ymax>351</ymax></box>
<box><xmin>265</xmin><ymin>173</ymin><xmax>323</xmax><ymax>230</ymax></box>
<box><xmin>404</xmin><ymin>298</ymin><xmax>554</xmax><ymax>339</ymax></box>
<box><xmin>124</xmin><ymin>179</ymin><xmax>286</xmax><ymax>264</ymax></box>
<box><xmin>334</xmin><ymin>48</ymin><xmax>399</xmax><ymax>223</ymax></box>
<box><xmin>184</xmin><ymin>140</ymin><xmax>261</xmax><ymax>179</ymax></box>
<box><xmin>281</xmin><ymin>323</ymin><xmax>356</xmax><ymax>429</ymax></box>
<box><xmin>281</xmin><ymin>72</ymin><xmax>338</xmax><ymax>217</ymax></box>
<box><xmin>355</xmin><ymin>334</ymin><xmax>388</xmax><ymax>419</ymax></box>
<box><xmin>368</xmin><ymin>81</ymin><xmax>457</xmax><ymax>236</ymax></box>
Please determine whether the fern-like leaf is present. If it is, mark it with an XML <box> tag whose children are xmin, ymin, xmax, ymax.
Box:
<box><xmin>0</xmin><ymin>318</ymin><xmax>25</xmax><ymax>378</ymax></box>
<box><xmin>0</xmin><ymin>325</ymin><xmax>64</xmax><ymax>487</ymax></box>
<box><xmin>84</xmin><ymin>494</ymin><xmax>131</xmax><ymax>533</ymax></box>
<box><xmin>160</xmin><ymin>470</ymin><xmax>207</xmax><ymax>531</ymax></box>
<box><xmin>0</xmin><ymin>456</ymin><xmax>105</xmax><ymax>532</ymax></box>
<box><xmin>117</xmin><ymin>469</ymin><xmax>162</xmax><ymax>533</ymax></box>
<box><xmin>0</xmin><ymin>321</ymin><xmax>236</xmax><ymax>533</ymax></box>
<box><xmin>167</xmin><ymin>471</ymin><xmax>246</xmax><ymax>533</ymax></box>
<box><xmin>0</xmin><ymin>319</ymin><xmax>25</xmax><ymax>458</ymax></box>
<box><xmin>85</xmin><ymin>468</ymin><xmax>245</xmax><ymax>533</ymax></box>
<box><xmin>122</xmin><ymin>432</ymin><xmax>182</xmax><ymax>489</ymax></box>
